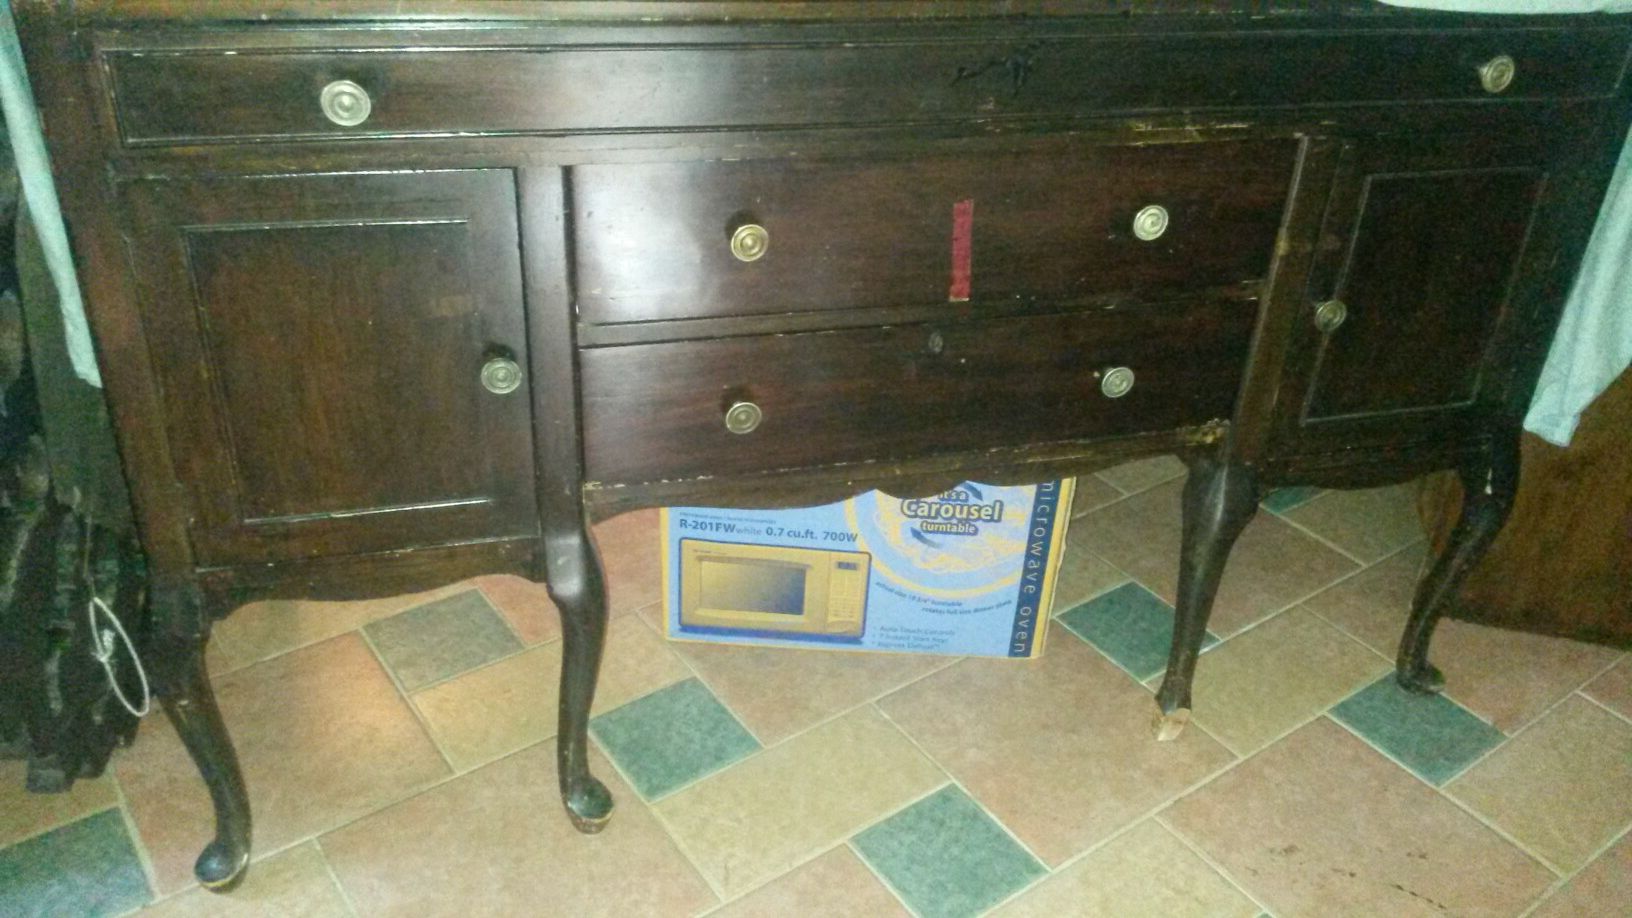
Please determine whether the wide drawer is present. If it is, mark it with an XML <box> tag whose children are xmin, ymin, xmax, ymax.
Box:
<box><xmin>574</xmin><ymin>140</ymin><xmax>1296</xmax><ymax>324</ymax></box>
<box><xmin>103</xmin><ymin>26</ymin><xmax>1627</xmax><ymax>147</ymax></box>
<box><xmin>580</xmin><ymin>304</ymin><xmax>1255</xmax><ymax>485</ymax></box>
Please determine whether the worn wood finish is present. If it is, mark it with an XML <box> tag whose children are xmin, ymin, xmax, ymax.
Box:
<box><xmin>121</xmin><ymin>170</ymin><xmax>538</xmax><ymax>565</ymax></box>
<box><xmin>583</xmin><ymin>304</ymin><xmax>1254</xmax><ymax>484</ymax></box>
<box><xmin>15</xmin><ymin>0</ymin><xmax>1632</xmax><ymax>891</ymax></box>
<box><xmin>1153</xmin><ymin>454</ymin><xmax>1259</xmax><ymax>740</ymax></box>
<box><xmin>572</xmin><ymin>142</ymin><xmax>1294</xmax><ymax>324</ymax></box>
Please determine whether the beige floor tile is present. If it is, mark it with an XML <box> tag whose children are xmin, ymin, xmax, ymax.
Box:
<box><xmin>1189</xmin><ymin>609</ymin><xmax>1389</xmax><ymax>755</ymax></box>
<box><xmin>1070</xmin><ymin>474</ymin><xmax>1124</xmax><ymax>517</ymax></box>
<box><xmin>1074</xmin><ymin>479</ymin><xmax>1360</xmax><ymax>637</ymax></box>
<box><xmin>1448</xmin><ymin>695</ymin><xmax>1632</xmax><ymax>873</ymax></box>
<box><xmin>1301</xmin><ymin>543</ymin><xmax>1426</xmax><ymax>654</ymax></box>
<box><xmin>413</xmin><ymin>615</ymin><xmax>690</xmax><ymax>771</ymax></box>
<box><xmin>1306</xmin><ymin>550</ymin><xmax>1622</xmax><ymax>734</ymax></box>
<box><xmin>322</xmin><ymin>744</ymin><xmax>715</xmax><ymax>917</ymax></box>
<box><xmin>1094</xmin><ymin>455</ymin><xmax>1186</xmax><ymax>495</ymax></box>
<box><xmin>993</xmin><ymin>820</ymin><xmax>1258</xmax><ymax>918</ymax></box>
<box><xmin>0</xmin><ymin>762</ymin><xmax>119</xmax><ymax>849</ymax></box>
<box><xmin>1583</xmin><ymin>656</ymin><xmax>1632</xmax><ymax>721</ymax></box>
<box><xmin>474</xmin><ymin>573</ymin><xmax>560</xmax><ymax>645</ymax></box>
<box><xmin>1163</xmin><ymin>718</ymin><xmax>1553</xmax><ymax>917</ymax></box>
<box><xmin>654</xmin><ymin>706</ymin><xmax>945</xmax><ymax>899</ymax></box>
<box><xmin>667</xmin><ymin>640</ymin><xmax>951</xmax><ymax>746</ymax></box>
<box><xmin>1051</xmin><ymin>541</ymin><xmax>1129</xmax><ymax>615</ymax></box>
<box><xmin>877</xmin><ymin>636</ymin><xmax>1234</xmax><ymax>866</ymax></box>
<box><xmin>116</xmin><ymin>634</ymin><xmax>449</xmax><ymax>895</ymax></box>
<box><xmin>137</xmin><ymin>841</ymin><xmax>349</xmax><ymax>917</ymax></box>
<box><xmin>209</xmin><ymin>582</ymin><xmax>470</xmax><ymax>673</ymax></box>
<box><xmin>1529</xmin><ymin>828</ymin><xmax>1632</xmax><ymax>918</ymax></box>
<box><xmin>594</xmin><ymin>507</ymin><xmax>663</xmax><ymax>616</ymax></box>
<box><xmin>1278</xmin><ymin>483</ymin><xmax>1423</xmax><ymax>563</ymax></box>
<box><xmin>712</xmin><ymin>846</ymin><xmax>908</xmax><ymax>918</ymax></box>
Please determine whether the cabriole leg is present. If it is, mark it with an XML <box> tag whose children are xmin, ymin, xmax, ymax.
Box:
<box><xmin>543</xmin><ymin>521</ymin><xmax>614</xmax><ymax>832</ymax></box>
<box><xmin>1397</xmin><ymin>429</ymin><xmax>1521</xmax><ymax>694</ymax></box>
<box><xmin>1153</xmin><ymin>455</ymin><xmax>1259</xmax><ymax>741</ymax></box>
<box><xmin>148</xmin><ymin>587</ymin><xmax>251</xmax><ymax>892</ymax></box>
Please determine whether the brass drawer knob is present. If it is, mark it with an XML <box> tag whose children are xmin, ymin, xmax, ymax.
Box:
<box><xmin>730</xmin><ymin>224</ymin><xmax>770</xmax><ymax>262</ymax></box>
<box><xmin>1100</xmin><ymin>366</ymin><xmax>1136</xmax><ymax>399</ymax></box>
<box><xmin>1314</xmin><ymin>299</ymin><xmax>1349</xmax><ymax>334</ymax></box>
<box><xmin>320</xmin><ymin>79</ymin><xmax>373</xmax><ymax>127</ymax></box>
<box><xmin>480</xmin><ymin>357</ymin><xmax>523</xmax><ymax>395</ymax></box>
<box><xmin>724</xmin><ymin>400</ymin><xmax>763</xmax><ymax>434</ymax></box>
<box><xmin>1479</xmin><ymin>55</ymin><xmax>1516</xmax><ymax>95</ymax></box>
<box><xmin>1132</xmin><ymin>205</ymin><xmax>1169</xmax><ymax>242</ymax></box>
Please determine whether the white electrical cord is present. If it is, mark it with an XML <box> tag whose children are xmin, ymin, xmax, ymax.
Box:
<box><xmin>88</xmin><ymin>593</ymin><xmax>151</xmax><ymax>718</ymax></box>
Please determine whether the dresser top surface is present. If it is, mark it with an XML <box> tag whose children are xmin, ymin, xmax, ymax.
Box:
<box><xmin>32</xmin><ymin>0</ymin><xmax>1578</xmax><ymax>25</ymax></box>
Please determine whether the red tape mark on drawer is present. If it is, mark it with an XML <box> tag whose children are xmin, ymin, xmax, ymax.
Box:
<box><xmin>949</xmin><ymin>198</ymin><xmax>974</xmax><ymax>303</ymax></box>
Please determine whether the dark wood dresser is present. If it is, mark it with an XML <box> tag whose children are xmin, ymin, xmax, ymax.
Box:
<box><xmin>15</xmin><ymin>0</ymin><xmax>1632</xmax><ymax>892</ymax></box>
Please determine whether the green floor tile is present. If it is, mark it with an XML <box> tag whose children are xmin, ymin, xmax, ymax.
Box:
<box><xmin>591</xmin><ymin>678</ymin><xmax>760</xmax><ymax>799</ymax></box>
<box><xmin>1058</xmin><ymin>582</ymin><xmax>1218</xmax><ymax>680</ymax></box>
<box><xmin>364</xmin><ymin>589</ymin><xmax>523</xmax><ymax>690</ymax></box>
<box><xmin>1263</xmin><ymin>486</ymin><xmax>1321</xmax><ymax>514</ymax></box>
<box><xmin>0</xmin><ymin>809</ymin><xmax>149</xmax><ymax>918</ymax></box>
<box><xmin>1331</xmin><ymin>676</ymin><xmax>1505</xmax><ymax>785</ymax></box>
<box><xmin>853</xmin><ymin>786</ymin><xmax>1044</xmax><ymax>918</ymax></box>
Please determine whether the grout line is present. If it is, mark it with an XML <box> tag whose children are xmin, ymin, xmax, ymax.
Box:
<box><xmin>1261</xmin><ymin>488</ymin><xmax>1391</xmax><ymax>568</ymax></box>
<box><xmin>845</xmin><ymin>837</ymin><xmax>925</xmax><ymax>918</ymax></box>
<box><xmin>1516</xmin><ymin>820</ymin><xmax>1632</xmax><ymax>918</ymax></box>
<box><xmin>312</xmin><ymin>836</ymin><xmax>364</xmax><ymax>918</ymax></box>
<box><xmin>355</xmin><ymin>626</ymin><xmax>459</xmax><ymax>775</ymax></box>
<box><xmin>107</xmin><ymin>773</ymin><xmax>161</xmax><ymax>904</ymax></box>
<box><xmin>1322</xmin><ymin>713</ymin><xmax>1566</xmax><ymax>877</ymax></box>
<box><xmin>1577</xmin><ymin>688</ymin><xmax>1632</xmax><ymax>730</ymax></box>
<box><xmin>1155</xmin><ymin>814</ymin><xmax>1280</xmax><ymax>918</ymax></box>
<box><xmin>869</xmin><ymin>701</ymin><xmax>1051</xmax><ymax>871</ymax></box>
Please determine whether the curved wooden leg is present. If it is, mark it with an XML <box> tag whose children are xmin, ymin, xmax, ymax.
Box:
<box><xmin>1153</xmin><ymin>456</ymin><xmax>1258</xmax><ymax>741</ymax></box>
<box><xmin>148</xmin><ymin>588</ymin><xmax>251</xmax><ymax>892</ymax></box>
<box><xmin>1397</xmin><ymin>429</ymin><xmax>1521</xmax><ymax>695</ymax></box>
<box><xmin>543</xmin><ymin>523</ymin><xmax>614</xmax><ymax>833</ymax></box>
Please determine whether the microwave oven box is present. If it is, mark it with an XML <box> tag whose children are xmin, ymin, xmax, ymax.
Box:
<box><xmin>658</xmin><ymin>480</ymin><xmax>1073</xmax><ymax>658</ymax></box>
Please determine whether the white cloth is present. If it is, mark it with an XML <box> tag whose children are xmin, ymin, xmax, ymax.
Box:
<box><xmin>1381</xmin><ymin>1</ymin><xmax>1632</xmax><ymax>12</ymax></box>
<box><xmin>1</xmin><ymin>0</ymin><xmax>100</xmax><ymax>387</ymax></box>
<box><xmin>1525</xmin><ymin>126</ymin><xmax>1632</xmax><ymax>444</ymax></box>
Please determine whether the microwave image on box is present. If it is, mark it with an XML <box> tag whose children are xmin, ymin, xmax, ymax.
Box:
<box><xmin>678</xmin><ymin>539</ymin><xmax>870</xmax><ymax>641</ymax></box>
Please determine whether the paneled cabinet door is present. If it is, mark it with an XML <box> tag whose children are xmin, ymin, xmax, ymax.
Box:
<box><xmin>1275</xmin><ymin>136</ymin><xmax>1549</xmax><ymax>454</ymax></box>
<box><xmin>124</xmin><ymin>170</ymin><xmax>537</xmax><ymax>566</ymax></box>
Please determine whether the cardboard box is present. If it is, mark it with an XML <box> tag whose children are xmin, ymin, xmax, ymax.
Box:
<box><xmin>659</xmin><ymin>480</ymin><xmax>1073</xmax><ymax>658</ymax></box>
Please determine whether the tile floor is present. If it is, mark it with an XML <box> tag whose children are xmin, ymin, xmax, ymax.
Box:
<box><xmin>4</xmin><ymin>457</ymin><xmax>1631</xmax><ymax>917</ymax></box>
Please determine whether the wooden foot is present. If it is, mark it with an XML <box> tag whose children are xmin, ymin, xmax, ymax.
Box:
<box><xmin>1152</xmin><ymin>707</ymin><xmax>1191</xmax><ymax>742</ymax></box>
<box><xmin>150</xmin><ymin>589</ymin><xmax>252</xmax><ymax>893</ymax></box>
<box><xmin>1396</xmin><ymin>427</ymin><xmax>1520</xmax><ymax>697</ymax></box>
<box><xmin>1152</xmin><ymin>455</ymin><xmax>1258</xmax><ymax>736</ymax></box>
<box><xmin>543</xmin><ymin>523</ymin><xmax>615</xmax><ymax>835</ymax></box>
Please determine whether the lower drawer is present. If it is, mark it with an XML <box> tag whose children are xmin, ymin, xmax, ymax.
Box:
<box><xmin>580</xmin><ymin>305</ymin><xmax>1254</xmax><ymax>484</ymax></box>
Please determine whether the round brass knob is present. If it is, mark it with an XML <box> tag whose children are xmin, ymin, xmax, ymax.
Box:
<box><xmin>480</xmin><ymin>357</ymin><xmax>523</xmax><ymax>395</ymax></box>
<box><xmin>1314</xmin><ymin>299</ymin><xmax>1349</xmax><ymax>334</ymax></box>
<box><xmin>730</xmin><ymin>224</ymin><xmax>769</xmax><ymax>262</ymax></box>
<box><xmin>320</xmin><ymin>80</ymin><xmax>372</xmax><ymax>127</ymax></box>
<box><xmin>1132</xmin><ymin>205</ymin><xmax>1169</xmax><ymax>242</ymax></box>
<box><xmin>1479</xmin><ymin>55</ymin><xmax>1516</xmax><ymax>95</ymax></box>
<box><xmin>724</xmin><ymin>401</ymin><xmax>763</xmax><ymax>435</ymax></box>
<box><xmin>1100</xmin><ymin>366</ymin><xmax>1136</xmax><ymax>399</ymax></box>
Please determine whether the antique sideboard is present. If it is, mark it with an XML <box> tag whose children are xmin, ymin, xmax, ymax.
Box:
<box><xmin>14</xmin><ymin>0</ymin><xmax>1632</xmax><ymax>893</ymax></box>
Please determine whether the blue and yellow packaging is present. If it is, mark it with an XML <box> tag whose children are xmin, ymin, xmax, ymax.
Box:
<box><xmin>659</xmin><ymin>480</ymin><xmax>1073</xmax><ymax>658</ymax></box>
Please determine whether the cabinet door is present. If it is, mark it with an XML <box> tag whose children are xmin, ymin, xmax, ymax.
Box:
<box><xmin>125</xmin><ymin>170</ymin><xmax>536</xmax><ymax>566</ymax></box>
<box><xmin>1275</xmin><ymin>137</ymin><xmax>1547</xmax><ymax>453</ymax></box>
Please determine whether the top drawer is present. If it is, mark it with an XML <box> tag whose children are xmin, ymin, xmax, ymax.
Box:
<box><xmin>103</xmin><ymin>26</ymin><xmax>1628</xmax><ymax>146</ymax></box>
